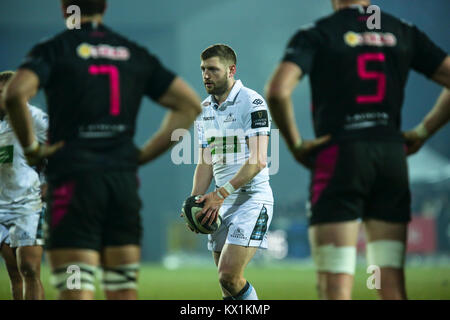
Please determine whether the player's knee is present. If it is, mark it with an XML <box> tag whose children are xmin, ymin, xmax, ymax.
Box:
<box><xmin>218</xmin><ymin>271</ymin><xmax>241</xmax><ymax>292</ymax></box>
<box><xmin>51</xmin><ymin>263</ymin><xmax>97</xmax><ymax>293</ymax></box>
<box><xmin>102</xmin><ymin>263</ymin><xmax>139</xmax><ymax>293</ymax></box>
<box><xmin>311</xmin><ymin>244</ymin><xmax>356</xmax><ymax>275</ymax></box>
<box><xmin>366</xmin><ymin>240</ymin><xmax>405</xmax><ymax>269</ymax></box>
<box><xmin>18</xmin><ymin>261</ymin><xmax>40</xmax><ymax>279</ymax></box>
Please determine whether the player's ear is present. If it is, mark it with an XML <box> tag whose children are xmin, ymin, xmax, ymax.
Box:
<box><xmin>61</xmin><ymin>2</ymin><xmax>69</xmax><ymax>19</ymax></box>
<box><xmin>229</xmin><ymin>64</ymin><xmax>237</xmax><ymax>78</ymax></box>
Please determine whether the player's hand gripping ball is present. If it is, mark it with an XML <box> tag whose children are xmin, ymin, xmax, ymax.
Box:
<box><xmin>182</xmin><ymin>195</ymin><xmax>222</xmax><ymax>234</ymax></box>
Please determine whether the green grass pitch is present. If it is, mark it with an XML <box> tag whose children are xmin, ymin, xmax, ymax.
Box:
<box><xmin>0</xmin><ymin>264</ymin><xmax>449</xmax><ymax>300</ymax></box>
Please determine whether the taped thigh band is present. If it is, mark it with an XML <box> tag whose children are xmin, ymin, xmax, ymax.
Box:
<box><xmin>51</xmin><ymin>263</ymin><xmax>97</xmax><ymax>292</ymax></box>
<box><xmin>312</xmin><ymin>244</ymin><xmax>356</xmax><ymax>275</ymax></box>
<box><xmin>366</xmin><ymin>240</ymin><xmax>405</xmax><ymax>268</ymax></box>
<box><xmin>102</xmin><ymin>263</ymin><xmax>139</xmax><ymax>291</ymax></box>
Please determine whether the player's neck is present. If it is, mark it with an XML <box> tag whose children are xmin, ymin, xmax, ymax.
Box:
<box><xmin>214</xmin><ymin>79</ymin><xmax>236</xmax><ymax>106</ymax></box>
<box><xmin>335</xmin><ymin>0</ymin><xmax>370</xmax><ymax>10</ymax></box>
<box><xmin>80</xmin><ymin>14</ymin><xmax>104</xmax><ymax>25</ymax></box>
<box><xmin>0</xmin><ymin>110</ymin><xmax>5</xmax><ymax>120</ymax></box>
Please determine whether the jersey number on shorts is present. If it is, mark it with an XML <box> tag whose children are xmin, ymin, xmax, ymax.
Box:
<box><xmin>88</xmin><ymin>65</ymin><xmax>121</xmax><ymax>116</ymax></box>
<box><xmin>356</xmin><ymin>53</ymin><xmax>386</xmax><ymax>104</ymax></box>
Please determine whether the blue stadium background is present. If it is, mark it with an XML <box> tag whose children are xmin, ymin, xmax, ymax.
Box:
<box><xmin>0</xmin><ymin>0</ymin><xmax>448</xmax><ymax>262</ymax></box>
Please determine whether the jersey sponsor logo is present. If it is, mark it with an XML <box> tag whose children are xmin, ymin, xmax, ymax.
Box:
<box><xmin>207</xmin><ymin>136</ymin><xmax>241</xmax><ymax>155</ymax></box>
<box><xmin>0</xmin><ymin>145</ymin><xmax>14</xmax><ymax>164</ymax></box>
<box><xmin>224</xmin><ymin>113</ymin><xmax>236</xmax><ymax>123</ymax></box>
<box><xmin>344</xmin><ymin>31</ymin><xmax>397</xmax><ymax>47</ymax></box>
<box><xmin>202</xmin><ymin>101</ymin><xmax>211</xmax><ymax>107</ymax></box>
<box><xmin>203</xmin><ymin>116</ymin><xmax>215</xmax><ymax>121</ymax></box>
<box><xmin>77</xmin><ymin>43</ymin><xmax>130</xmax><ymax>60</ymax></box>
<box><xmin>252</xmin><ymin>99</ymin><xmax>264</xmax><ymax>106</ymax></box>
<box><xmin>251</xmin><ymin>110</ymin><xmax>269</xmax><ymax>129</ymax></box>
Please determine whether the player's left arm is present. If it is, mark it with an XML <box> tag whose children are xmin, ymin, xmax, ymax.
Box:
<box><xmin>229</xmin><ymin>134</ymin><xmax>269</xmax><ymax>188</ymax></box>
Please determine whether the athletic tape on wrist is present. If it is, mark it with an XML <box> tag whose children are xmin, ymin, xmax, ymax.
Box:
<box><xmin>223</xmin><ymin>182</ymin><xmax>236</xmax><ymax>195</ymax></box>
<box><xmin>216</xmin><ymin>191</ymin><xmax>224</xmax><ymax>199</ymax></box>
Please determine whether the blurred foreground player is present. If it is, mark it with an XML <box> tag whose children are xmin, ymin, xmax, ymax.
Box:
<box><xmin>0</xmin><ymin>71</ymin><xmax>48</xmax><ymax>300</ymax></box>
<box><xmin>190</xmin><ymin>44</ymin><xmax>274</xmax><ymax>299</ymax></box>
<box><xmin>3</xmin><ymin>0</ymin><xmax>201</xmax><ymax>299</ymax></box>
<box><xmin>266</xmin><ymin>0</ymin><xmax>450</xmax><ymax>300</ymax></box>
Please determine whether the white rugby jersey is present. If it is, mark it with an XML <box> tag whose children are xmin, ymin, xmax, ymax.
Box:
<box><xmin>197</xmin><ymin>80</ymin><xmax>273</xmax><ymax>205</ymax></box>
<box><xmin>0</xmin><ymin>104</ymin><xmax>48</xmax><ymax>215</ymax></box>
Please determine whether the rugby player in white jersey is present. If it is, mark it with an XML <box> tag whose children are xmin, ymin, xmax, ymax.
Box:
<box><xmin>0</xmin><ymin>71</ymin><xmax>47</xmax><ymax>299</ymax></box>
<box><xmin>189</xmin><ymin>44</ymin><xmax>273</xmax><ymax>300</ymax></box>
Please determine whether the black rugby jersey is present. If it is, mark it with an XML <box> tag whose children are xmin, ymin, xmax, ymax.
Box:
<box><xmin>20</xmin><ymin>22</ymin><xmax>176</xmax><ymax>180</ymax></box>
<box><xmin>283</xmin><ymin>6</ymin><xmax>447</xmax><ymax>141</ymax></box>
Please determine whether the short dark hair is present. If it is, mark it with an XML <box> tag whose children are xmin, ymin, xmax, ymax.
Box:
<box><xmin>61</xmin><ymin>0</ymin><xmax>107</xmax><ymax>16</ymax></box>
<box><xmin>201</xmin><ymin>44</ymin><xmax>237</xmax><ymax>65</ymax></box>
<box><xmin>0</xmin><ymin>71</ymin><xmax>15</xmax><ymax>83</ymax></box>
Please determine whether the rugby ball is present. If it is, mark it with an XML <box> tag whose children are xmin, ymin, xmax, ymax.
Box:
<box><xmin>182</xmin><ymin>195</ymin><xmax>222</xmax><ymax>234</ymax></box>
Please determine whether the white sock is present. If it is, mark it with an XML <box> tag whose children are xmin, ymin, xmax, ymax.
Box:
<box><xmin>234</xmin><ymin>281</ymin><xmax>258</xmax><ymax>300</ymax></box>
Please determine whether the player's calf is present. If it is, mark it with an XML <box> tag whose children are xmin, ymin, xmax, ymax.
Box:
<box><xmin>6</xmin><ymin>265</ymin><xmax>23</xmax><ymax>300</ymax></box>
<box><xmin>1</xmin><ymin>244</ymin><xmax>23</xmax><ymax>300</ymax></box>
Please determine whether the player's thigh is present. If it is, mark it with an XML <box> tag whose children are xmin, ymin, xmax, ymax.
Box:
<box><xmin>309</xmin><ymin>220</ymin><xmax>360</xmax><ymax>247</ymax></box>
<box><xmin>101</xmin><ymin>245</ymin><xmax>141</xmax><ymax>267</ymax></box>
<box><xmin>364</xmin><ymin>219</ymin><xmax>407</xmax><ymax>242</ymax></box>
<box><xmin>217</xmin><ymin>244</ymin><xmax>258</xmax><ymax>276</ymax></box>
<box><xmin>47</xmin><ymin>249</ymin><xmax>100</xmax><ymax>268</ymax></box>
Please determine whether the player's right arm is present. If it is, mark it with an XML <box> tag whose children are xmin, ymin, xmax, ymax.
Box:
<box><xmin>138</xmin><ymin>77</ymin><xmax>202</xmax><ymax>165</ymax></box>
<box><xmin>266</xmin><ymin>29</ymin><xmax>331</xmax><ymax>168</ymax></box>
<box><xmin>191</xmin><ymin>147</ymin><xmax>213</xmax><ymax>196</ymax></box>
<box><xmin>183</xmin><ymin>147</ymin><xmax>212</xmax><ymax>233</ymax></box>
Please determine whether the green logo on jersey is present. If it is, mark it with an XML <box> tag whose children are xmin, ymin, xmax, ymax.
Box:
<box><xmin>207</xmin><ymin>136</ymin><xmax>241</xmax><ymax>155</ymax></box>
<box><xmin>0</xmin><ymin>145</ymin><xmax>14</xmax><ymax>164</ymax></box>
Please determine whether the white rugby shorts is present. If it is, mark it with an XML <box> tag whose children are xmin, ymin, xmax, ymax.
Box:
<box><xmin>208</xmin><ymin>200</ymin><xmax>273</xmax><ymax>252</ymax></box>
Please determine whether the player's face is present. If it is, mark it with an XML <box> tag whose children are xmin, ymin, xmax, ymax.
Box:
<box><xmin>201</xmin><ymin>57</ymin><xmax>232</xmax><ymax>96</ymax></box>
